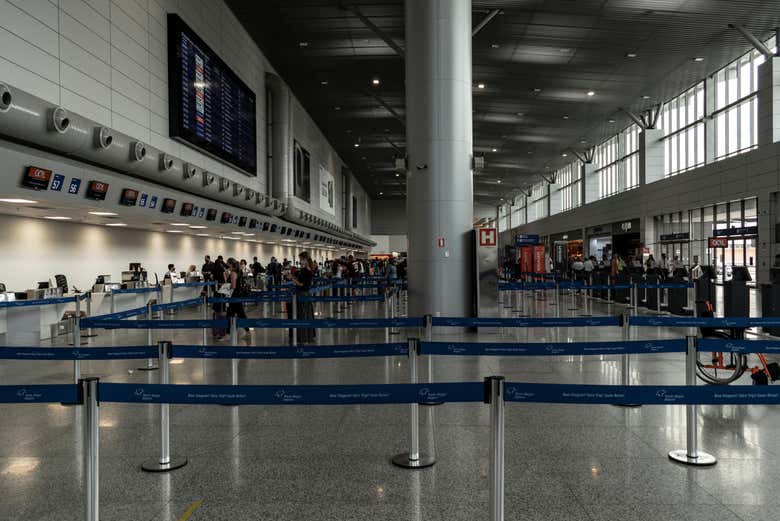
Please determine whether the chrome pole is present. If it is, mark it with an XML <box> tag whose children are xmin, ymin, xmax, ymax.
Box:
<box><xmin>142</xmin><ymin>341</ymin><xmax>187</xmax><ymax>472</ymax></box>
<box><xmin>201</xmin><ymin>294</ymin><xmax>208</xmax><ymax>346</ymax></box>
<box><xmin>231</xmin><ymin>316</ymin><xmax>238</xmax><ymax>386</ymax></box>
<box><xmin>488</xmin><ymin>376</ymin><xmax>505</xmax><ymax>521</ymax></box>
<box><xmin>669</xmin><ymin>336</ymin><xmax>716</xmax><ymax>465</ymax></box>
<box><xmin>138</xmin><ymin>302</ymin><xmax>157</xmax><ymax>371</ymax></box>
<box><xmin>384</xmin><ymin>292</ymin><xmax>390</xmax><ymax>343</ymax></box>
<box><xmin>291</xmin><ymin>293</ymin><xmax>298</xmax><ymax>347</ymax></box>
<box><xmin>392</xmin><ymin>339</ymin><xmax>435</xmax><ymax>469</ymax></box>
<box><xmin>616</xmin><ymin>313</ymin><xmax>640</xmax><ymax>408</ymax></box>
<box><xmin>84</xmin><ymin>292</ymin><xmax>95</xmax><ymax>338</ymax></box>
<box><xmin>82</xmin><ymin>377</ymin><xmax>99</xmax><ymax>521</ymax></box>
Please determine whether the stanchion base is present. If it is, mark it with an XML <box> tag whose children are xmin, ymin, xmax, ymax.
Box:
<box><xmin>68</xmin><ymin>341</ymin><xmax>89</xmax><ymax>346</ymax></box>
<box><xmin>136</xmin><ymin>365</ymin><xmax>159</xmax><ymax>372</ymax></box>
<box><xmin>391</xmin><ymin>452</ymin><xmax>435</xmax><ymax>469</ymax></box>
<box><xmin>668</xmin><ymin>449</ymin><xmax>716</xmax><ymax>466</ymax></box>
<box><xmin>141</xmin><ymin>456</ymin><xmax>188</xmax><ymax>473</ymax></box>
<box><xmin>613</xmin><ymin>403</ymin><xmax>642</xmax><ymax>408</ymax></box>
<box><xmin>80</xmin><ymin>333</ymin><xmax>98</xmax><ymax>338</ymax></box>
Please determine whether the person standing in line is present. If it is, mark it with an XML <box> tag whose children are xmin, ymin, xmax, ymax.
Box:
<box><xmin>290</xmin><ymin>252</ymin><xmax>315</xmax><ymax>343</ymax></box>
<box><xmin>202</xmin><ymin>255</ymin><xmax>215</xmax><ymax>281</ymax></box>
<box><xmin>226</xmin><ymin>258</ymin><xmax>250</xmax><ymax>339</ymax></box>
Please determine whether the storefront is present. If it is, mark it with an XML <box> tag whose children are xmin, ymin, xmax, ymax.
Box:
<box><xmin>585</xmin><ymin>218</ymin><xmax>641</xmax><ymax>261</ymax></box>
<box><xmin>654</xmin><ymin>197</ymin><xmax>757</xmax><ymax>281</ymax></box>
<box><xmin>549</xmin><ymin>230</ymin><xmax>583</xmax><ymax>272</ymax></box>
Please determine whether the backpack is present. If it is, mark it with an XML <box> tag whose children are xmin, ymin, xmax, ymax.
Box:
<box><xmin>234</xmin><ymin>272</ymin><xmax>251</xmax><ymax>298</ymax></box>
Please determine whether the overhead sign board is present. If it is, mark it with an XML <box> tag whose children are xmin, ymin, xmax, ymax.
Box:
<box><xmin>479</xmin><ymin>228</ymin><xmax>497</xmax><ymax>247</ymax></box>
<box><xmin>515</xmin><ymin>234</ymin><xmax>539</xmax><ymax>246</ymax></box>
<box><xmin>708</xmin><ymin>237</ymin><xmax>729</xmax><ymax>248</ymax></box>
<box><xmin>713</xmin><ymin>226</ymin><xmax>758</xmax><ymax>238</ymax></box>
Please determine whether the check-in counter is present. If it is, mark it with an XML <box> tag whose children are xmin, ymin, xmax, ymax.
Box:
<box><xmin>162</xmin><ymin>282</ymin><xmax>210</xmax><ymax>306</ymax></box>
<box><xmin>0</xmin><ymin>294</ymin><xmax>78</xmax><ymax>344</ymax></box>
<box><xmin>90</xmin><ymin>287</ymin><xmax>160</xmax><ymax>317</ymax></box>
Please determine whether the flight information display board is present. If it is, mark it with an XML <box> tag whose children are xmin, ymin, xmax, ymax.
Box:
<box><xmin>168</xmin><ymin>14</ymin><xmax>257</xmax><ymax>175</ymax></box>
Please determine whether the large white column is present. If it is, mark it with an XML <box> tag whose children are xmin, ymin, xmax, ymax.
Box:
<box><xmin>581</xmin><ymin>162</ymin><xmax>599</xmax><ymax>204</ymax></box>
<box><xmin>757</xmin><ymin>57</ymin><xmax>780</xmax><ymax>146</ymax></box>
<box><xmin>639</xmin><ymin>128</ymin><xmax>665</xmax><ymax>185</ymax></box>
<box><xmin>405</xmin><ymin>0</ymin><xmax>474</xmax><ymax>317</ymax></box>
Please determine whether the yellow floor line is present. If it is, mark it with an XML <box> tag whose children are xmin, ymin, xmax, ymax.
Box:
<box><xmin>177</xmin><ymin>500</ymin><xmax>203</xmax><ymax>521</ymax></box>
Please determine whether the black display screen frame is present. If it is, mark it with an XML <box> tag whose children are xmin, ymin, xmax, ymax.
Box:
<box><xmin>161</xmin><ymin>198</ymin><xmax>177</xmax><ymax>214</ymax></box>
<box><xmin>180</xmin><ymin>202</ymin><xmax>194</xmax><ymax>216</ymax></box>
<box><xmin>85</xmin><ymin>181</ymin><xmax>109</xmax><ymax>201</ymax></box>
<box><xmin>167</xmin><ymin>14</ymin><xmax>257</xmax><ymax>176</ymax></box>
<box><xmin>119</xmin><ymin>188</ymin><xmax>139</xmax><ymax>206</ymax></box>
<box><xmin>21</xmin><ymin>166</ymin><xmax>53</xmax><ymax>190</ymax></box>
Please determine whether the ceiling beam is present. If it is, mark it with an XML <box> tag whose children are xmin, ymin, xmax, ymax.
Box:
<box><xmin>729</xmin><ymin>24</ymin><xmax>774</xmax><ymax>59</ymax></box>
<box><xmin>472</xmin><ymin>9</ymin><xmax>500</xmax><ymax>37</ymax></box>
<box><xmin>619</xmin><ymin>107</ymin><xmax>646</xmax><ymax>129</ymax></box>
<box><xmin>366</xmin><ymin>91</ymin><xmax>406</xmax><ymax>125</ymax></box>
<box><xmin>342</xmin><ymin>4</ymin><xmax>405</xmax><ymax>58</ymax></box>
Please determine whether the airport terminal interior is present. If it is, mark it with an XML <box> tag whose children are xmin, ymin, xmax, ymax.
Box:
<box><xmin>4</xmin><ymin>0</ymin><xmax>780</xmax><ymax>520</ymax></box>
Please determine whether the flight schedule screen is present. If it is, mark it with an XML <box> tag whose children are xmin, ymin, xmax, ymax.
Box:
<box><xmin>168</xmin><ymin>14</ymin><xmax>257</xmax><ymax>175</ymax></box>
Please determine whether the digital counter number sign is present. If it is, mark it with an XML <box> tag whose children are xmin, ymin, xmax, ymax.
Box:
<box><xmin>85</xmin><ymin>181</ymin><xmax>109</xmax><ymax>201</ymax></box>
<box><xmin>21</xmin><ymin>166</ymin><xmax>53</xmax><ymax>190</ymax></box>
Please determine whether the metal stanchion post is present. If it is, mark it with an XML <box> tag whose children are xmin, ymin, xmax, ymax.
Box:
<box><xmin>202</xmin><ymin>295</ymin><xmax>208</xmax><ymax>346</ymax></box>
<box><xmin>230</xmin><ymin>316</ymin><xmax>238</xmax><ymax>386</ymax></box>
<box><xmin>669</xmin><ymin>337</ymin><xmax>716</xmax><ymax>466</ymax></box>
<box><xmin>656</xmin><ymin>287</ymin><xmax>661</xmax><ymax>315</ymax></box>
<box><xmin>487</xmin><ymin>376</ymin><xmax>505</xmax><ymax>521</ymax></box>
<box><xmin>142</xmin><ymin>341</ymin><xmax>188</xmax><ymax>472</ymax></box>
<box><xmin>633</xmin><ymin>283</ymin><xmax>639</xmax><ymax>315</ymax></box>
<box><xmin>291</xmin><ymin>293</ymin><xmax>298</xmax><ymax>347</ymax></box>
<box><xmin>110</xmin><ymin>291</ymin><xmax>115</xmax><ymax>315</ymax></box>
<box><xmin>392</xmin><ymin>339</ymin><xmax>435</xmax><ymax>469</ymax></box>
<box><xmin>81</xmin><ymin>377</ymin><xmax>100</xmax><ymax>521</ymax></box>
<box><xmin>607</xmin><ymin>276</ymin><xmax>612</xmax><ymax>304</ymax></box>
<box><xmin>615</xmin><ymin>312</ymin><xmax>641</xmax><ymax>408</ymax></box>
<box><xmin>384</xmin><ymin>292</ymin><xmax>390</xmax><ymax>343</ymax></box>
<box><xmin>138</xmin><ymin>302</ymin><xmax>157</xmax><ymax>371</ymax></box>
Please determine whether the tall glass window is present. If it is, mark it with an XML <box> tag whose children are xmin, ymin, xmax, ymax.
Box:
<box><xmin>659</xmin><ymin>82</ymin><xmax>705</xmax><ymax>176</ymax></box>
<box><xmin>556</xmin><ymin>162</ymin><xmax>581</xmax><ymax>212</ymax></box>
<box><xmin>594</xmin><ymin>135</ymin><xmax>619</xmax><ymax>198</ymax></box>
<box><xmin>528</xmin><ymin>183</ymin><xmax>548</xmax><ymax>222</ymax></box>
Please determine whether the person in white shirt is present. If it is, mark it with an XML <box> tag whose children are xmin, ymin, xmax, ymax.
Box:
<box><xmin>166</xmin><ymin>264</ymin><xmax>182</xmax><ymax>284</ymax></box>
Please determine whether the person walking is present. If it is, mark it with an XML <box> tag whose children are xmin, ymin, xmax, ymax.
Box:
<box><xmin>290</xmin><ymin>252</ymin><xmax>315</xmax><ymax>343</ymax></box>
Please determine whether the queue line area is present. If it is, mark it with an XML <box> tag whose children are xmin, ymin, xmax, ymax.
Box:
<box><xmin>2</xmin><ymin>284</ymin><xmax>780</xmax><ymax>520</ymax></box>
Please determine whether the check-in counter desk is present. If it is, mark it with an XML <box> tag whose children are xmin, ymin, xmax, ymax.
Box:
<box><xmin>0</xmin><ymin>294</ymin><xmax>79</xmax><ymax>344</ymax></box>
<box><xmin>90</xmin><ymin>287</ymin><xmax>159</xmax><ymax>317</ymax></box>
<box><xmin>161</xmin><ymin>282</ymin><xmax>211</xmax><ymax>306</ymax></box>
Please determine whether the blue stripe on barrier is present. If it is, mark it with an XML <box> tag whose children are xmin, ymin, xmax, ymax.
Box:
<box><xmin>431</xmin><ymin>316</ymin><xmax>621</xmax><ymax>328</ymax></box>
<box><xmin>297</xmin><ymin>294</ymin><xmax>385</xmax><ymax>303</ymax></box>
<box><xmin>420</xmin><ymin>338</ymin><xmax>685</xmax><ymax>357</ymax></box>
<box><xmin>85</xmin><ymin>305</ymin><xmax>149</xmax><ymax>322</ymax></box>
<box><xmin>0</xmin><ymin>296</ymin><xmax>75</xmax><ymax>308</ymax></box>
<box><xmin>152</xmin><ymin>297</ymin><xmax>202</xmax><ymax>312</ymax></box>
<box><xmin>0</xmin><ymin>384</ymin><xmax>78</xmax><ymax>403</ymax></box>
<box><xmin>209</xmin><ymin>296</ymin><xmax>291</xmax><ymax>304</ymax></box>
<box><xmin>173</xmin><ymin>343</ymin><xmax>409</xmax><ymax>359</ymax></box>
<box><xmin>98</xmin><ymin>382</ymin><xmax>484</xmax><ymax>405</ymax></box>
<box><xmin>638</xmin><ymin>283</ymin><xmax>694</xmax><ymax>289</ymax></box>
<box><xmin>628</xmin><ymin>316</ymin><xmax>780</xmax><ymax>328</ymax></box>
<box><xmin>503</xmin><ymin>382</ymin><xmax>780</xmax><ymax>405</ymax></box>
<box><xmin>173</xmin><ymin>282</ymin><xmax>215</xmax><ymax>288</ymax></box>
<box><xmin>111</xmin><ymin>287</ymin><xmax>160</xmax><ymax>295</ymax></box>
<box><xmin>498</xmin><ymin>283</ymin><xmax>556</xmax><ymax>291</ymax></box>
<box><xmin>697</xmin><ymin>338</ymin><xmax>780</xmax><ymax>354</ymax></box>
<box><xmin>81</xmin><ymin>319</ymin><xmax>226</xmax><ymax>329</ymax></box>
<box><xmin>238</xmin><ymin>317</ymin><xmax>424</xmax><ymax>329</ymax></box>
<box><xmin>0</xmin><ymin>346</ymin><xmax>157</xmax><ymax>360</ymax></box>
<box><xmin>577</xmin><ymin>284</ymin><xmax>633</xmax><ymax>290</ymax></box>
<box><xmin>76</xmin><ymin>292</ymin><xmax>90</xmax><ymax>301</ymax></box>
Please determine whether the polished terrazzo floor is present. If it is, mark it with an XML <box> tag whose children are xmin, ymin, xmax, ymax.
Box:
<box><xmin>0</xmin><ymin>289</ymin><xmax>778</xmax><ymax>520</ymax></box>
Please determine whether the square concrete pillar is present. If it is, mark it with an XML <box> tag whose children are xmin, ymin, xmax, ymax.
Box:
<box><xmin>757</xmin><ymin>57</ymin><xmax>780</xmax><ymax>146</ymax></box>
<box><xmin>582</xmin><ymin>163</ymin><xmax>599</xmax><ymax>204</ymax></box>
<box><xmin>639</xmin><ymin>128</ymin><xmax>665</xmax><ymax>185</ymax></box>
<box><xmin>549</xmin><ymin>182</ymin><xmax>562</xmax><ymax>215</ymax></box>
<box><xmin>757</xmin><ymin>191</ymin><xmax>775</xmax><ymax>284</ymax></box>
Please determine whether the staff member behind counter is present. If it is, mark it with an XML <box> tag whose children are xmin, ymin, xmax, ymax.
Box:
<box><xmin>165</xmin><ymin>264</ymin><xmax>182</xmax><ymax>284</ymax></box>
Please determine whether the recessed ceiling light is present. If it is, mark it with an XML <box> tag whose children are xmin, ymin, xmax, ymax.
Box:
<box><xmin>587</xmin><ymin>91</ymin><xmax>595</xmax><ymax>96</ymax></box>
<box><xmin>496</xmin><ymin>179</ymin><xmax>502</xmax><ymax>184</ymax></box>
<box><xmin>693</xmin><ymin>57</ymin><xmax>704</xmax><ymax>62</ymax></box>
<box><xmin>320</xmin><ymin>80</ymin><xmax>328</xmax><ymax>86</ymax></box>
<box><xmin>580</xmin><ymin>140</ymin><xmax>587</xmax><ymax>144</ymax></box>
<box><xmin>105</xmin><ymin>223</ymin><xmax>127</xmax><ymax>227</ymax></box>
<box><xmin>532</xmin><ymin>88</ymin><xmax>542</xmax><ymax>93</ymax></box>
<box><xmin>196</xmin><ymin>233</ymin><xmax>209</xmax><ymax>237</ymax></box>
<box><xmin>166</xmin><ymin>230</ymin><xmax>182</xmax><ymax>233</ymax></box>
<box><xmin>44</xmin><ymin>216</ymin><xmax>71</xmax><ymax>220</ymax></box>
<box><xmin>626</xmin><ymin>52</ymin><xmax>637</xmax><ymax>58</ymax></box>
<box><xmin>491</xmin><ymin>43</ymin><xmax>500</xmax><ymax>49</ymax></box>
<box><xmin>477</xmin><ymin>83</ymin><xmax>485</xmax><ymax>89</ymax></box>
<box><xmin>334</xmin><ymin>106</ymin><xmax>341</xmax><ymax>111</ymax></box>
<box><xmin>500</xmin><ymin>198</ymin><xmax>504</xmax><ymax>201</ymax></box>
<box><xmin>88</xmin><ymin>211</ymin><xmax>118</xmax><ymax>216</ymax></box>
<box><xmin>298</xmin><ymin>41</ymin><xmax>309</xmax><ymax>47</ymax></box>
<box><xmin>353</xmin><ymin>143</ymin><xmax>360</xmax><ymax>148</ymax></box>
<box><xmin>562</xmin><ymin>115</ymin><xmax>569</xmax><ymax>120</ymax></box>
<box><xmin>516</xmin><ymin>112</ymin><xmax>524</xmax><ymax>116</ymax></box>
<box><xmin>189</xmin><ymin>225</ymin><xmax>207</xmax><ymax>229</ymax></box>
<box><xmin>395</xmin><ymin>173</ymin><xmax>400</xmax><ymax>177</ymax></box>
<box><xmin>231</xmin><ymin>231</ymin><xmax>243</xmax><ymax>234</ymax></box>
<box><xmin>527</xmin><ymin>151</ymin><xmax>533</xmax><ymax>155</ymax></box>
<box><xmin>0</xmin><ymin>198</ymin><xmax>37</xmax><ymax>204</ymax></box>
<box><xmin>562</xmin><ymin>153</ymin><xmax>568</xmax><ymax>157</ymax></box>
<box><xmin>608</xmin><ymin>118</ymin><xmax>616</xmax><ymax>123</ymax></box>
<box><xmin>492</xmin><ymin>148</ymin><xmax>498</xmax><ymax>152</ymax></box>
<box><xmin>379</xmin><ymin>192</ymin><xmax>383</xmax><ymax>195</ymax></box>
<box><xmin>170</xmin><ymin>223</ymin><xmax>189</xmax><ymax>226</ymax></box>
<box><xmin>642</xmin><ymin>95</ymin><xmax>651</xmax><ymax>100</ymax></box>
<box><xmin>372</xmin><ymin>78</ymin><xmax>380</xmax><ymax>85</ymax></box>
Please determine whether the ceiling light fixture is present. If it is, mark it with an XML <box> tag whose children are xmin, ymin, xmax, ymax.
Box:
<box><xmin>562</xmin><ymin>153</ymin><xmax>568</xmax><ymax>157</ymax></box>
<box><xmin>298</xmin><ymin>41</ymin><xmax>309</xmax><ymax>47</ymax></box>
<box><xmin>516</xmin><ymin>112</ymin><xmax>524</xmax><ymax>116</ymax></box>
<box><xmin>608</xmin><ymin>118</ymin><xmax>616</xmax><ymax>123</ymax></box>
<box><xmin>320</xmin><ymin>80</ymin><xmax>328</xmax><ymax>86</ymax></box>
<box><xmin>196</xmin><ymin>233</ymin><xmax>209</xmax><ymax>237</ymax></box>
<box><xmin>379</xmin><ymin>192</ymin><xmax>383</xmax><ymax>195</ymax></box>
<box><xmin>580</xmin><ymin>140</ymin><xmax>587</xmax><ymax>144</ymax></box>
<box><xmin>334</xmin><ymin>106</ymin><xmax>341</xmax><ymax>111</ymax></box>
<box><xmin>587</xmin><ymin>91</ymin><xmax>595</xmax><ymax>96</ymax></box>
<box><xmin>44</xmin><ymin>216</ymin><xmax>71</xmax><ymax>220</ymax></box>
<box><xmin>562</xmin><ymin>115</ymin><xmax>569</xmax><ymax>120</ymax></box>
<box><xmin>170</xmin><ymin>223</ymin><xmax>189</xmax><ymax>226</ymax></box>
<box><xmin>693</xmin><ymin>57</ymin><xmax>704</xmax><ymax>62</ymax></box>
<box><xmin>166</xmin><ymin>230</ymin><xmax>183</xmax><ymax>233</ymax></box>
<box><xmin>532</xmin><ymin>88</ymin><xmax>542</xmax><ymax>93</ymax></box>
<box><xmin>496</xmin><ymin>179</ymin><xmax>502</xmax><ymax>184</ymax></box>
<box><xmin>372</xmin><ymin>78</ymin><xmax>380</xmax><ymax>86</ymax></box>
<box><xmin>353</xmin><ymin>143</ymin><xmax>360</xmax><ymax>148</ymax></box>
<box><xmin>88</xmin><ymin>211</ymin><xmax>118</xmax><ymax>216</ymax></box>
<box><xmin>477</xmin><ymin>83</ymin><xmax>485</xmax><ymax>89</ymax></box>
<box><xmin>188</xmin><ymin>225</ymin><xmax>207</xmax><ymax>229</ymax></box>
<box><xmin>395</xmin><ymin>173</ymin><xmax>400</xmax><ymax>177</ymax></box>
<box><xmin>492</xmin><ymin>148</ymin><xmax>498</xmax><ymax>152</ymax></box>
<box><xmin>105</xmin><ymin>223</ymin><xmax>127</xmax><ymax>227</ymax></box>
<box><xmin>491</xmin><ymin>43</ymin><xmax>500</xmax><ymax>49</ymax></box>
<box><xmin>642</xmin><ymin>95</ymin><xmax>651</xmax><ymax>100</ymax></box>
<box><xmin>0</xmin><ymin>198</ymin><xmax>37</xmax><ymax>204</ymax></box>
<box><xmin>626</xmin><ymin>52</ymin><xmax>637</xmax><ymax>58</ymax></box>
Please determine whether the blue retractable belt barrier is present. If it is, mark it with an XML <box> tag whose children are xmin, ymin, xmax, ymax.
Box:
<box><xmin>209</xmin><ymin>295</ymin><xmax>291</xmax><ymax>304</ymax></box>
<box><xmin>697</xmin><ymin>338</ymin><xmax>780</xmax><ymax>354</ymax></box>
<box><xmin>152</xmin><ymin>297</ymin><xmax>203</xmax><ymax>312</ymax></box>
<box><xmin>173</xmin><ymin>282</ymin><xmax>215</xmax><ymax>288</ymax></box>
<box><xmin>638</xmin><ymin>283</ymin><xmax>694</xmax><ymax>289</ymax></box>
<box><xmin>628</xmin><ymin>316</ymin><xmax>780</xmax><ymax>328</ymax></box>
<box><xmin>431</xmin><ymin>316</ymin><xmax>621</xmax><ymax>328</ymax></box>
<box><xmin>76</xmin><ymin>292</ymin><xmax>90</xmax><ymax>301</ymax></box>
<box><xmin>85</xmin><ymin>305</ymin><xmax>149</xmax><ymax>322</ymax></box>
<box><xmin>0</xmin><ymin>296</ymin><xmax>75</xmax><ymax>308</ymax></box>
<box><xmin>0</xmin><ymin>346</ymin><xmax>157</xmax><ymax>360</ymax></box>
<box><xmin>420</xmin><ymin>338</ymin><xmax>686</xmax><ymax>357</ymax></box>
<box><xmin>297</xmin><ymin>294</ymin><xmax>385</xmax><ymax>303</ymax></box>
<box><xmin>173</xmin><ymin>342</ymin><xmax>409</xmax><ymax>359</ymax></box>
<box><xmin>577</xmin><ymin>284</ymin><xmax>633</xmax><ymax>291</ymax></box>
<box><xmin>237</xmin><ymin>317</ymin><xmax>424</xmax><ymax>329</ymax></box>
<box><xmin>503</xmin><ymin>382</ymin><xmax>780</xmax><ymax>405</ymax></box>
<box><xmin>498</xmin><ymin>283</ymin><xmax>556</xmax><ymax>291</ymax></box>
<box><xmin>81</xmin><ymin>318</ymin><xmax>227</xmax><ymax>329</ymax></box>
<box><xmin>0</xmin><ymin>384</ymin><xmax>78</xmax><ymax>403</ymax></box>
<box><xmin>111</xmin><ymin>287</ymin><xmax>160</xmax><ymax>295</ymax></box>
<box><xmin>98</xmin><ymin>381</ymin><xmax>485</xmax><ymax>405</ymax></box>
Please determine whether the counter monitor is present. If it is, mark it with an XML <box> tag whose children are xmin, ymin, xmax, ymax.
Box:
<box><xmin>22</xmin><ymin>166</ymin><xmax>53</xmax><ymax>190</ymax></box>
<box><xmin>248</xmin><ymin>219</ymin><xmax>258</xmax><ymax>229</ymax></box>
<box><xmin>220</xmin><ymin>212</ymin><xmax>232</xmax><ymax>224</ymax></box>
<box><xmin>206</xmin><ymin>208</ymin><xmax>217</xmax><ymax>221</ymax></box>
<box><xmin>161</xmin><ymin>198</ymin><xmax>177</xmax><ymax>214</ymax></box>
<box><xmin>238</xmin><ymin>216</ymin><xmax>247</xmax><ymax>227</ymax></box>
<box><xmin>180</xmin><ymin>202</ymin><xmax>194</xmax><ymax>216</ymax></box>
<box><xmin>85</xmin><ymin>181</ymin><xmax>109</xmax><ymax>201</ymax></box>
<box><xmin>119</xmin><ymin>188</ymin><xmax>139</xmax><ymax>206</ymax></box>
